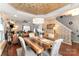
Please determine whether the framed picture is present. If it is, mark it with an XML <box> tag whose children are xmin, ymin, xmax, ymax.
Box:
<box><xmin>47</xmin><ymin>24</ymin><xmax>55</xmax><ymax>29</ymax></box>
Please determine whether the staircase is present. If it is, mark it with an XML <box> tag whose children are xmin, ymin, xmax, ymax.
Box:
<box><xmin>53</xmin><ymin>18</ymin><xmax>72</xmax><ymax>45</ymax></box>
<box><xmin>56</xmin><ymin>15</ymin><xmax>79</xmax><ymax>43</ymax></box>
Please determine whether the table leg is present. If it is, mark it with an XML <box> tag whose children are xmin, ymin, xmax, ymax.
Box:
<box><xmin>47</xmin><ymin>48</ymin><xmax>51</xmax><ymax>56</ymax></box>
<box><xmin>37</xmin><ymin>53</ymin><xmax>42</xmax><ymax>56</ymax></box>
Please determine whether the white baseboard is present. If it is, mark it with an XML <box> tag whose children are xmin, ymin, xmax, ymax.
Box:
<box><xmin>72</xmin><ymin>40</ymin><xmax>79</xmax><ymax>44</ymax></box>
<box><xmin>63</xmin><ymin>42</ymin><xmax>72</xmax><ymax>45</ymax></box>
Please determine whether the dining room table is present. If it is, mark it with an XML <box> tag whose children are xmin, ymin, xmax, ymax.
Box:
<box><xmin>23</xmin><ymin>36</ymin><xmax>54</xmax><ymax>56</ymax></box>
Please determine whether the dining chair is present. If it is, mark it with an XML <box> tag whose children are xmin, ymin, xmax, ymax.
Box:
<box><xmin>17</xmin><ymin>37</ymin><xmax>27</xmax><ymax>56</ymax></box>
<box><xmin>17</xmin><ymin>37</ymin><xmax>36</xmax><ymax>56</ymax></box>
<box><xmin>51</xmin><ymin>39</ymin><xmax>63</xmax><ymax>56</ymax></box>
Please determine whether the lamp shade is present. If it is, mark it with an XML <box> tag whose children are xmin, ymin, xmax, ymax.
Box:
<box><xmin>33</xmin><ymin>18</ymin><xmax>44</xmax><ymax>24</ymax></box>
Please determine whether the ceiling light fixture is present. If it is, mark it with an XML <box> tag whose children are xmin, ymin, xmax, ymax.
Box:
<box><xmin>33</xmin><ymin>18</ymin><xmax>44</xmax><ymax>24</ymax></box>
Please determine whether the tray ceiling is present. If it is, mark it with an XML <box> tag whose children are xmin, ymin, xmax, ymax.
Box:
<box><xmin>10</xmin><ymin>3</ymin><xmax>65</xmax><ymax>15</ymax></box>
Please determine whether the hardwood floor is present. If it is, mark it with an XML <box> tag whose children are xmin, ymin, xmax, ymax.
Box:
<box><xmin>2</xmin><ymin>43</ymin><xmax>21</xmax><ymax>56</ymax></box>
<box><xmin>2</xmin><ymin>42</ymin><xmax>79</xmax><ymax>56</ymax></box>
<box><xmin>60</xmin><ymin>42</ymin><xmax>79</xmax><ymax>56</ymax></box>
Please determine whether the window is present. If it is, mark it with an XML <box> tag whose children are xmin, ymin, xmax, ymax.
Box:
<box><xmin>0</xmin><ymin>17</ymin><xmax>4</xmax><ymax>41</ymax></box>
<box><xmin>23</xmin><ymin>25</ymin><xmax>30</xmax><ymax>32</ymax></box>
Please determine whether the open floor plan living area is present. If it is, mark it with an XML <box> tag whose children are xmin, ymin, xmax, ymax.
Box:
<box><xmin>0</xmin><ymin>3</ymin><xmax>79</xmax><ymax>56</ymax></box>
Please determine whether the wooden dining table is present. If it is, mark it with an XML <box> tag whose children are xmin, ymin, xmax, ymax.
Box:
<box><xmin>23</xmin><ymin>36</ymin><xmax>53</xmax><ymax>55</ymax></box>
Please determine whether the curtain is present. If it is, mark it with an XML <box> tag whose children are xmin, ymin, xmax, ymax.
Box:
<box><xmin>0</xmin><ymin>17</ymin><xmax>4</xmax><ymax>41</ymax></box>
